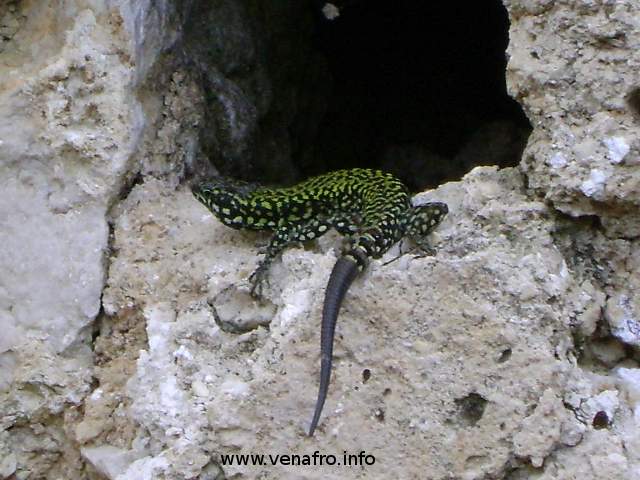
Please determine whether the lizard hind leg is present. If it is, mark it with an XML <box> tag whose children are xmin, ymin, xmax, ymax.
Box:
<box><xmin>406</xmin><ymin>202</ymin><xmax>448</xmax><ymax>255</ymax></box>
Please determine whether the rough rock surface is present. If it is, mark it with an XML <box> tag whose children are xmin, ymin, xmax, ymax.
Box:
<box><xmin>95</xmin><ymin>167</ymin><xmax>639</xmax><ymax>480</ymax></box>
<box><xmin>505</xmin><ymin>0</ymin><xmax>640</xmax><ymax>237</ymax></box>
<box><xmin>1</xmin><ymin>1</ymin><xmax>639</xmax><ymax>479</ymax></box>
<box><xmin>0</xmin><ymin>2</ymin><xmax>140</xmax><ymax>478</ymax></box>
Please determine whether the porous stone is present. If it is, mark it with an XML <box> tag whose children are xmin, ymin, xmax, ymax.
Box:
<box><xmin>2</xmin><ymin>0</ymin><xmax>640</xmax><ymax>479</ymax></box>
<box><xmin>505</xmin><ymin>0</ymin><xmax>640</xmax><ymax>237</ymax></box>
<box><xmin>0</xmin><ymin>2</ymin><xmax>144</xmax><ymax>478</ymax></box>
<box><xmin>97</xmin><ymin>167</ymin><xmax>640</xmax><ymax>479</ymax></box>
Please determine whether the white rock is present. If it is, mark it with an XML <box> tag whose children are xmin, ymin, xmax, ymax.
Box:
<box><xmin>81</xmin><ymin>445</ymin><xmax>146</xmax><ymax>480</ymax></box>
<box><xmin>191</xmin><ymin>380</ymin><xmax>209</xmax><ymax>397</ymax></box>
<box><xmin>603</xmin><ymin>137</ymin><xmax>630</xmax><ymax>164</ymax></box>
<box><xmin>580</xmin><ymin>169</ymin><xmax>607</xmax><ymax>197</ymax></box>
<box><xmin>615</xmin><ymin>368</ymin><xmax>640</xmax><ymax>404</ymax></box>
<box><xmin>549</xmin><ymin>152</ymin><xmax>568</xmax><ymax>167</ymax></box>
<box><xmin>605</xmin><ymin>294</ymin><xmax>640</xmax><ymax>347</ymax></box>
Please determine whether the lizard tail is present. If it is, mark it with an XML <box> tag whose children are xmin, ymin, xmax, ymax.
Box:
<box><xmin>308</xmin><ymin>255</ymin><xmax>360</xmax><ymax>436</ymax></box>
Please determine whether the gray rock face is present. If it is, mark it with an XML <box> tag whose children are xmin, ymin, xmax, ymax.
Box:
<box><xmin>1</xmin><ymin>1</ymin><xmax>639</xmax><ymax>480</ymax></box>
<box><xmin>505</xmin><ymin>0</ymin><xmax>640</xmax><ymax>237</ymax></box>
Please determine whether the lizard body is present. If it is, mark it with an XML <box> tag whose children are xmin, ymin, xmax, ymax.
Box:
<box><xmin>192</xmin><ymin>168</ymin><xmax>447</xmax><ymax>435</ymax></box>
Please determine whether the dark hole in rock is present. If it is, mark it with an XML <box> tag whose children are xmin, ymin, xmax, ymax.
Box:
<box><xmin>627</xmin><ymin>87</ymin><xmax>640</xmax><ymax>117</ymax></box>
<box><xmin>305</xmin><ymin>0</ymin><xmax>532</xmax><ymax>191</ymax></box>
<box><xmin>362</xmin><ymin>368</ymin><xmax>371</xmax><ymax>383</ymax></box>
<box><xmin>498</xmin><ymin>348</ymin><xmax>512</xmax><ymax>363</ymax></box>
<box><xmin>455</xmin><ymin>392</ymin><xmax>488</xmax><ymax>426</ymax></box>
<box><xmin>592</xmin><ymin>410</ymin><xmax>609</xmax><ymax>429</ymax></box>
<box><xmin>183</xmin><ymin>0</ymin><xmax>531</xmax><ymax>190</ymax></box>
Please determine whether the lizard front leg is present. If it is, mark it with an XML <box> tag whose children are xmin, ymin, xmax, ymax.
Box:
<box><xmin>249</xmin><ymin>218</ymin><xmax>334</xmax><ymax>297</ymax></box>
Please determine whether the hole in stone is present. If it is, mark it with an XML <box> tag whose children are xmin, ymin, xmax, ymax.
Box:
<box><xmin>308</xmin><ymin>0</ymin><xmax>532</xmax><ymax>191</ymax></box>
<box><xmin>182</xmin><ymin>0</ymin><xmax>532</xmax><ymax>189</ymax></box>
<box><xmin>362</xmin><ymin>368</ymin><xmax>371</xmax><ymax>383</ymax></box>
<box><xmin>627</xmin><ymin>87</ymin><xmax>640</xmax><ymax>117</ymax></box>
<box><xmin>592</xmin><ymin>410</ymin><xmax>609</xmax><ymax>429</ymax></box>
<box><xmin>498</xmin><ymin>348</ymin><xmax>512</xmax><ymax>363</ymax></box>
<box><xmin>454</xmin><ymin>392</ymin><xmax>488</xmax><ymax>426</ymax></box>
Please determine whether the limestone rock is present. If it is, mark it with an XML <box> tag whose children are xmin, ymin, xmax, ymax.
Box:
<box><xmin>98</xmin><ymin>166</ymin><xmax>635</xmax><ymax>479</ymax></box>
<box><xmin>2</xmin><ymin>0</ymin><xmax>640</xmax><ymax>479</ymax></box>
<box><xmin>505</xmin><ymin>0</ymin><xmax>640</xmax><ymax>237</ymax></box>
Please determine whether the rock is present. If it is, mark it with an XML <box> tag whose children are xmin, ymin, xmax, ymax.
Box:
<box><xmin>577</xmin><ymin>390</ymin><xmax>620</xmax><ymax>427</ymax></box>
<box><xmin>0</xmin><ymin>2</ymin><xmax>148</xmax><ymax>478</ymax></box>
<box><xmin>590</xmin><ymin>338</ymin><xmax>628</xmax><ymax>368</ymax></box>
<box><xmin>81</xmin><ymin>445</ymin><xmax>146</xmax><ymax>480</ymax></box>
<box><xmin>2</xmin><ymin>0</ymin><xmax>640</xmax><ymax>478</ymax></box>
<box><xmin>605</xmin><ymin>294</ymin><xmax>640</xmax><ymax>348</ymax></box>
<box><xmin>512</xmin><ymin>389</ymin><xmax>572</xmax><ymax>467</ymax></box>
<box><xmin>615</xmin><ymin>367</ymin><xmax>640</xmax><ymax>406</ymax></box>
<box><xmin>505</xmin><ymin>0</ymin><xmax>640</xmax><ymax>237</ymax></box>
<box><xmin>99</xmin><ymin>167</ymin><xmax>589</xmax><ymax>478</ymax></box>
<box><xmin>0</xmin><ymin>452</ymin><xmax>17</xmax><ymax>478</ymax></box>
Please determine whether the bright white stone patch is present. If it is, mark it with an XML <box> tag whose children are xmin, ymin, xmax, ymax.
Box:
<box><xmin>220</xmin><ymin>378</ymin><xmax>250</xmax><ymax>398</ymax></box>
<box><xmin>278</xmin><ymin>289</ymin><xmax>312</xmax><ymax>328</ymax></box>
<box><xmin>580</xmin><ymin>169</ymin><xmax>607</xmax><ymax>197</ymax></box>
<box><xmin>116</xmin><ymin>455</ymin><xmax>170</xmax><ymax>480</ymax></box>
<box><xmin>191</xmin><ymin>380</ymin><xmax>209</xmax><ymax>397</ymax></box>
<box><xmin>607</xmin><ymin>294</ymin><xmax>640</xmax><ymax>347</ymax></box>
<box><xmin>322</xmin><ymin>3</ymin><xmax>340</xmax><ymax>20</ymax></box>
<box><xmin>0</xmin><ymin>179</ymin><xmax>108</xmax><ymax>352</ymax></box>
<box><xmin>603</xmin><ymin>137</ymin><xmax>630</xmax><ymax>164</ymax></box>
<box><xmin>90</xmin><ymin>388</ymin><xmax>104</xmax><ymax>401</ymax></box>
<box><xmin>173</xmin><ymin>345</ymin><xmax>193</xmax><ymax>361</ymax></box>
<box><xmin>615</xmin><ymin>368</ymin><xmax>640</xmax><ymax>404</ymax></box>
<box><xmin>549</xmin><ymin>152</ymin><xmax>567</xmax><ymax>168</ymax></box>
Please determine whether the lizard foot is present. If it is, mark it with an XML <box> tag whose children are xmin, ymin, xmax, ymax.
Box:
<box><xmin>412</xmin><ymin>238</ymin><xmax>436</xmax><ymax>257</ymax></box>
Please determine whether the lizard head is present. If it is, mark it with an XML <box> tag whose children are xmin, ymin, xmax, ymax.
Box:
<box><xmin>192</xmin><ymin>177</ymin><xmax>259</xmax><ymax>228</ymax></box>
<box><xmin>405</xmin><ymin>202</ymin><xmax>448</xmax><ymax>240</ymax></box>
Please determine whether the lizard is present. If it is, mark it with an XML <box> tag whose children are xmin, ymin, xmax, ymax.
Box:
<box><xmin>192</xmin><ymin>168</ymin><xmax>448</xmax><ymax>436</ymax></box>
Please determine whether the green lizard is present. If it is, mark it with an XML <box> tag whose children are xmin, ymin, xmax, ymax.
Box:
<box><xmin>192</xmin><ymin>168</ymin><xmax>448</xmax><ymax>435</ymax></box>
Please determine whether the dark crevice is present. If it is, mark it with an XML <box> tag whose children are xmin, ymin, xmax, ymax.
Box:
<box><xmin>303</xmin><ymin>0</ymin><xmax>532</xmax><ymax>191</ymax></box>
<box><xmin>454</xmin><ymin>392</ymin><xmax>488</xmax><ymax>427</ymax></box>
<box><xmin>592</xmin><ymin>410</ymin><xmax>610</xmax><ymax>429</ymax></box>
<box><xmin>498</xmin><ymin>348</ymin><xmax>512</xmax><ymax>363</ymax></box>
<box><xmin>626</xmin><ymin>87</ymin><xmax>640</xmax><ymax>118</ymax></box>
<box><xmin>112</xmin><ymin>171</ymin><xmax>144</xmax><ymax>211</ymax></box>
<box><xmin>184</xmin><ymin>0</ymin><xmax>532</xmax><ymax>190</ymax></box>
